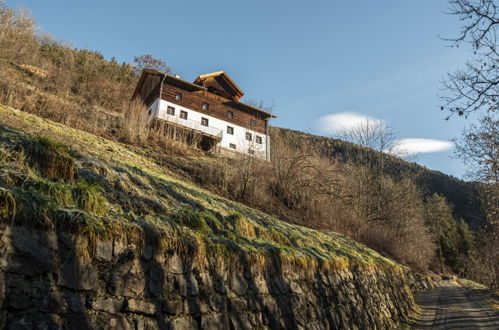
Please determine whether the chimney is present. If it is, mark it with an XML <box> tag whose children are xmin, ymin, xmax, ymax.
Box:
<box><xmin>174</xmin><ymin>74</ymin><xmax>181</xmax><ymax>79</ymax></box>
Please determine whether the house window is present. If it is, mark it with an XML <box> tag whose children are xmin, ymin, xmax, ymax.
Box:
<box><xmin>229</xmin><ymin>143</ymin><xmax>236</xmax><ymax>150</ymax></box>
<box><xmin>167</xmin><ymin>106</ymin><xmax>175</xmax><ymax>115</ymax></box>
<box><xmin>250</xmin><ymin>119</ymin><xmax>257</xmax><ymax>127</ymax></box>
<box><xmin>227</xmin><ymin>111</ymin><xmax>234</xmax><ymax>119</ymax></box>
<box><xmin>201</xmin><ymin>117</ymin><xmax>209</xmax><ymax>126</ymax></box>
<box><xmin>256</xmin><ymin>136</ymin><xmax>263</xmax><ymax>144</ymax></box>
<box><xmin>148</xmin><ymin>109</ymin><xmax>152</xmax><ymax>116</ymax></box>
<box><xmin>202</xmin><ymin>102</ymin><xmax>209</xmax><ymax>110</ymax></box>
<box><xmin>180</xmin><ymin>111</ymin><xmax>188</xmax><ymax>119</ymax></box>
<box><xmin>227</xmin><ymin>126</ymin><xmax>234</xmax><ymax>135</ymax></box>
<box><xmin>246</xmin><ymin>132</ymin><xmax>252</xmax><ymax>141</ymax></box>
<box><xmin>248</xmin><ymin>149</ymin><xmax>255</xmax><ymax>155</ymax></box>
<box><xmin>175</xmin><ymin>92</ymin><xmax>182</xmax><ymax>101</ymax></box>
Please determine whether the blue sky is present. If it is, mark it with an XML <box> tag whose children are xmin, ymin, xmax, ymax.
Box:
<box><xmin>7</xmin><ymin>0</ymin><xmax>476</xmax><ymax>178</ymax></box>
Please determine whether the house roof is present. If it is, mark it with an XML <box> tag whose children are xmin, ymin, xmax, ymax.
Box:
<box><xmin>193</xmin><ymin>71</ymin><xmax>245</xmax><ymax>101</ymax></box>
<box><xmin>131</xmin><ymin>69</ymin><xmax>206</xmax><ymax>100</ymax></box>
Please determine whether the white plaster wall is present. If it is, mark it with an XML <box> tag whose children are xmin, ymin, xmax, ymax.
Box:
<box><xmin>151</xmin><ymin>99</ymin><xmax>269</xmax><ymax>160</ymax></box>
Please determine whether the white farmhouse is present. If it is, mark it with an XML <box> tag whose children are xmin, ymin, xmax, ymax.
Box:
<box><xmin>132</xmin><ymin>70</ymin><xmax>275</xmax><ymax>160</ymax></box>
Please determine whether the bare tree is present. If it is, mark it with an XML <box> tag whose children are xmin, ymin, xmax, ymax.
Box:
<box><xmin>442</xmin><ymin>0</ymin><xmax>499</xmax><ymax>287</ymax></box>
<box><xmin>242</xmin><ymin>99</ymin><xmax>275</xmax><ymax>113</ymax></box>
<box><xmin>440</xmin><ymin>0</ymin><xmax>498</xmax><ymax>117</ymax></box>
<box><xmin>133</xmin><ymin>54</ymin><xmax>170</xmax><ymax>74</ymax></box>
<box><xmin>338</xmin><ymin>118</ymin><xmax>398</xmax><ymax>153</ymax></box>
<box><xmin>456</xmin><ymin>115</ymin><xmax>499</xmax><ymax>224</ymax></box>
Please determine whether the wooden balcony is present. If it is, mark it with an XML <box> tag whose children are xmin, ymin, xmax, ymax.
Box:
<box><xmin>155</xmin><ymin>112</ymin><xmax>223</xmax><ymax>140</ymax></box>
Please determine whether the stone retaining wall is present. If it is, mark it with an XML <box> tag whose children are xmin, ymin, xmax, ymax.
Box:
<box><xmin>0</xmin><ymin>225</ymin><xmax>417</xmax><ymax>329</ymax></box>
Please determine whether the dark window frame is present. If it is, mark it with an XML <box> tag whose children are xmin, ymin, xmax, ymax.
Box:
<box><xmin>229</xmin><ymin>143</ymin><xmax>236</xmax><ymax>150</ymax></box>
<box><xmin>227</xmin><ymin>111</ymin><xmax>234</xmax><ymax>119</ymax></box>
<box><xmin>202</xmin><ymin>102</ymin><xmax>209</xmax><ymax>111</ymax></box>
<box><xmin>201</xmin><ymin>117</ymin><xmax>209</xmax><ymax>126</ymax></box>
<box><xmin>245</xmin><ymin>132</ymin><xmax>252</xmax><ymax>141</ymax></box>
<box><xmin>180</xmin><ymin>110</ymin><xmax>188</xmax><ymax>119</ymax></box>
<box><xmin>175</xmin><ymin>92</ymin><xmax>183</xmax><ymax>101</ymax></box>
<box><xmin>256</xmin><ymin>136</ymin><xmax>263</xmax><ymax>144</ymax></box>
<box><xmin>227</xmin><ymin>126</ymin><xmax>234</xmax><ymax>135</ymax></box>
<box><xmin>167</xmin><ymin>106</ymin><xmax>175</xmax><ymax>115</ymax></box>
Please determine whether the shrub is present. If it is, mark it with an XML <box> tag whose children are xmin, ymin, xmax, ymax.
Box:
<box><xmin>73</xmin><ymin>180</ymin><xmax>107</xmax><ymax>216</ymax></box>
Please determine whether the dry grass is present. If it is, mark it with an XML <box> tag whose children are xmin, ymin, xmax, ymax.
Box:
<box><xmin>0</xmin><ymin>105</ymin><xmax>404</xmax><ymax>277</ymax></box>
<box><xmin>24</xmin><ymin>136</ymin><xmax>75</xmax><ymax>180</ymax></box>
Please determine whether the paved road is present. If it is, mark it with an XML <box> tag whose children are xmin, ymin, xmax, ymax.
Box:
<box><xmin>413</xmin><ymin>280</ymin><xmax>499</xmax><ymax>329</ymax></box>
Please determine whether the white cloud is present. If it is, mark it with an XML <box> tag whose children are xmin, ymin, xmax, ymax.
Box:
<box><xmin>317</xmin><ymin>112</ymin><xmax>384</xmax><ymax>134</ymax></box>
<box><xmin>393</xmin><ymin>138</ymin><xmax>454</xmax><ymax>155</ymax></box>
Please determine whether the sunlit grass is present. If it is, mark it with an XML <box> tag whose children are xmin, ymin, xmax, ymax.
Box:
<box><xmin>0</xmin><ymin>104</ymin><xmax>406</xmax><ymax>274</ymax></box>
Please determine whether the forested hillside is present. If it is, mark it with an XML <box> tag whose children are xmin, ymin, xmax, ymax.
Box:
<box><xmin>274</xmin><ymin>128</ymin><xmax>485</xmax><ymax>230</ymax></box>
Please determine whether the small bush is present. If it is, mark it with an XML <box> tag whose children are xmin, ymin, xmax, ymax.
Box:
<box><xmin>73</xmin><ymin>180</ymin><xmax>107</xmax><ymax>216</ymax></box>
<box><xmin>227</xmin><ymin>212</ymin><xmax>256</xmax><ymax>239</ymax></box>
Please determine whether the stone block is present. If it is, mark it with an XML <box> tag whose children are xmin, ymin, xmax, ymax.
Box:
<box><xmin>176</xmin><ymin>275</ymin><xmax>199</xmax><ymax>297</ymax></box>
<box><xmin>229</xmin><ymin>312</ymin><xmax>253</xmax><ymax>330</ymax></box>
<box><xmin>147</xmin><ymin>263</ymin><xmax>164</xmax><ymax>296</ymax></box>
<box><xmin>230</xmin><ymin>273</ymin><xmax>248</xmax><ymax>296</ymax></box>
<box><xmin>168</xmin><ymin>316</ymin><xmax>199</xmax><ymax>330</ymax></box>
<box><xmin>5</xmin><ymin>231</ymin><xmax>53</xmax><ymax>276</ymax></box>
<box><xmin>113</xmin><ymin>260</ymin><xmax>146</xmax><ymax>297</ymax></box>
<box><xmin>184</xmin><ymin>297</ymin><xmax>210</xmax><ymax>315</ymax></box>
<box><xmin>228</xmin><ymin>297</ymin><xmax>247</xmax><ymax>311</ymax></box>
<box><xmin>167</xmin><ymin>254</ymin><xmax>185</xmax><ymax>274</ymax></box>
<box><xmin>272</xmin><ymin>277</ymin><xmax>289</xmax><ymax>294</ymax></box>
<box><xmin>208</xmin><ymin>294</ymin><xmax>227</xmax><ymax>312</ymax></box>
<box><xmin>197</xmin><ymin>272</ymin><xmax>214</xmax><ymax>294</ymax></box>
<box><xmin>90</xmin><ymin>297</ymin><xmax>124</xmax><ymax>314</ymax></box>
<box><xmin>5</xmin><ymin>274</ymin><xmax>32</xmax><ymax>310</ymax></box>
<box><xmin>40</xmin><ymin>292</ymin><xmax>68</xmax><ymax>314</ymax></box>
<box><xmin>95</xmin><ymin>240</ymin><xmax>113</xmax><ymax>262</ymax></box>
<box><xmin>110</xmin><ymin>317</ymin><xmax>133</xmax><ymax>330</ymax></box>
<box><xmin>162</xmin><ymin>299</ymin><xmax>184</xmax><ymax>315</ymax></box>
<box><xmin>57</xmin><ymin>254</ymin><xmax>98</xmax><ymax>291</ymax></box>
<box><xmin>201</xmin><ymin>313</ymin><xmax>229</xmax><ymax>330</ymax></box>
<box><xmin>125</xmin><ymin>298</ymin><xmax>157</xmax><ymax>315</ymax></box>
<box><xmin>289</xmin><ymin>281</ymin><xmax>303</xmax><ymax>294</ymax></box>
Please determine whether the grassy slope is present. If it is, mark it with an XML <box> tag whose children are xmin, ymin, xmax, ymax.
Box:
<box><xmin>0</xmin><ymin>104</ymin><xmax>403</xmax><ymax>273</ymax></box>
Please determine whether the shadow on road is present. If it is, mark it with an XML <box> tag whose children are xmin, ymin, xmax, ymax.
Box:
<box><xmin>412</xmin><ymin>281</ymin><xmax>499</xmax><ymax>329</ymax></box>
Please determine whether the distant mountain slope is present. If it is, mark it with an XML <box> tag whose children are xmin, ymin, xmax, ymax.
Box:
<box><xmin>272</xmin><ymin>127</ymin><xmax>485</xmax><ymax>230</ymax></box>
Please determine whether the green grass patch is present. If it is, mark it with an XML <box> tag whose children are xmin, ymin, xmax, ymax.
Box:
<box><xmin>73</xmin><ymin>180</ymin><xmax>107</xmax><ymax>216</ymax></box>
<box><xmin>26</xmin><ymin>177</ymin><xmax>73</xmax><ymax>207</ymax></box>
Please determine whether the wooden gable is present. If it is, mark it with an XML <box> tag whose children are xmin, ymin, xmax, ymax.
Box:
<box><xmin>193</xmin><ymin>71</ymin><xmax>244</xmax><ymax>101</ymax></box>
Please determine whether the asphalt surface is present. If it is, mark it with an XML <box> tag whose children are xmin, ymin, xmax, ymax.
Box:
<box><xmin>412</xmin><ymin>280</ymin><xmax>499</xmax><ymax>329</ymax></box>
